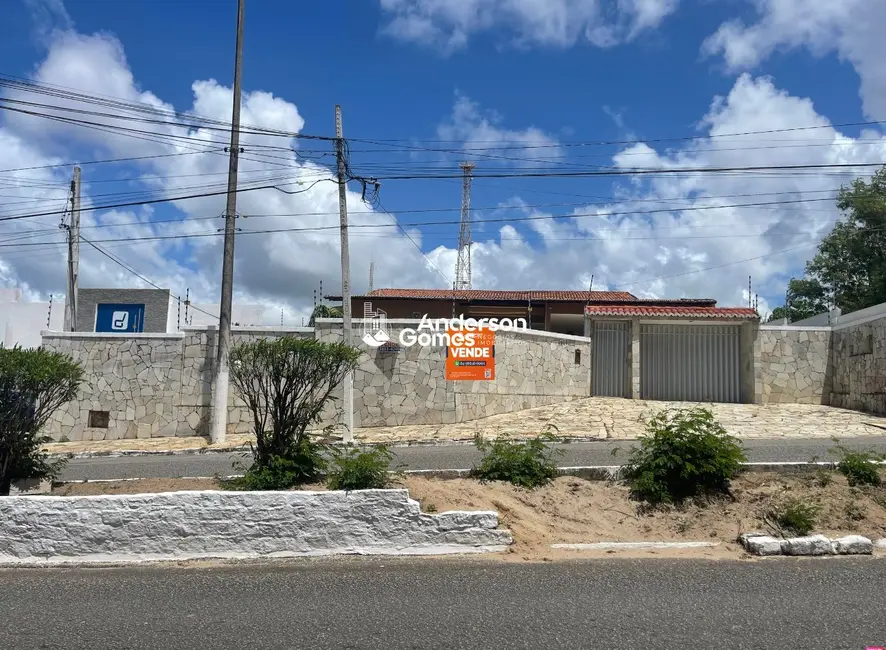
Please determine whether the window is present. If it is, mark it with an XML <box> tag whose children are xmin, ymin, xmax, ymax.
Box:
<box><xmin>88</xmin><ymin>410</ymin><xmax>110</xmax><ymax>428</ymax></box>
<box><xmin>574</xmin><ymin>349</ymin><xmax>581</xmax><ymax>365</ymax></box>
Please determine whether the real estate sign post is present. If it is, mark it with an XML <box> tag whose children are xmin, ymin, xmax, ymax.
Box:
<box><xmin>445</xmin><ymin>327</ymin><xmax>495</xmax><ymax>380</ymax></box>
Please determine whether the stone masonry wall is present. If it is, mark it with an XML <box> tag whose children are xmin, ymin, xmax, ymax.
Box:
<box><xmin>829</xmin><ymin>316</ymin><xmax>886</xmax><ymax>414</ymax></box>
<box><xmin>44</xmin><ymin>333</ymin><xmax>188</xmax><ymax>442</ymax></box>
<box><xmin>41</xmin><ymin>322</ymin><xmax>591</xmax><ymax>441</ymax></box>
<box><xmin>758</xmin><ymin>327</ymin><xmax>831</xmax><ymax>405</ymax></box>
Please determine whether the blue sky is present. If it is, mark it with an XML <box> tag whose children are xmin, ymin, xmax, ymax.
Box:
<box><xmin>0</xmin><ymin>0</ymin><xmax>883</xmax><ymax>323</ymax></box>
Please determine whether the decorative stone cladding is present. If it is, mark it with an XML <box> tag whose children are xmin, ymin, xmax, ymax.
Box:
<box><xmin>829</xmin><ymin>316</ymin><xmax>886</xmax><ymax>414</ymax></box>
<box><xmin>758</xmin><ymin>327</ymin><xmax>831</xmax><ymax>405</ymax></box>
<box><xmin>41</xmin><ymin>321</ymin><xmax>591</xmax><ymax>441</ymax></box>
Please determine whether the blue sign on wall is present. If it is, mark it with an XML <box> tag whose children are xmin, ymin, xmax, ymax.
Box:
<box><xmin>95</xmin><ymin>303</ymin><xmax>145</xmax><ymax>333</ymax></box>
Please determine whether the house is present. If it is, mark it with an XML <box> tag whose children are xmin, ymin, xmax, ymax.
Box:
<box><xmin>327</xmin><ymin>288</ymin><xmax>760</xmax><ymax>404</ymax></box>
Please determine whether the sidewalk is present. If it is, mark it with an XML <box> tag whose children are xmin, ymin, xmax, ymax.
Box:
<box><xmin>41</xmin><ymin>399</ymin><xmax>886</xmax><ymax>456</ymax></box>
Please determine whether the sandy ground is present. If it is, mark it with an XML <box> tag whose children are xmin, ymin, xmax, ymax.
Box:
<box><xmin>51</xmin><ymin>472</ymin><xmax>886</xmax><ymax>561</ymax></box>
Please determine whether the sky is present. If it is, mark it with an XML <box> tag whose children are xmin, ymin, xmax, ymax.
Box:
<box><xmin>0</xmin><ymin>0</ymin><xmax>884</xmax><ymax>325</ymax></box>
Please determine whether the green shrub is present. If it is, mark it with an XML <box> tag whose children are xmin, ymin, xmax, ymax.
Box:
<box><xmin>229</xmin><ymin>337</ymin><xmax>359</xmax><ymax>489</ymax></box>
<box><xmin>832</xmin><ymin>444</ymin><xmax>883</xmax><ymax>487</ymax></box>
<box><xmin>766</xmin><ymin>498</ymin><xmax>821</xmax><ymax>536</ymax></box>
<box><xmin>326</xmin><ymin>445</ymin><xmax>393</xmax><ymax>491</ymax></box>
<box><xmin>0</xmin><ymin>346</ymin><xmax>82</xmax><ymax>496</ymax></box>
<box><xmin>470</xmin><ymin>429</ymin><xmax>563</xmax><ymax>489</ymax></box>
<box><xmin>621</xmin><ymin>407</ymin><xmax>746</xmax><ymax>506</ymax></box>
<box><xmin>223</xmin><ymin>439</ymin><xmax>327</xmax><ymax>491</ymax></box>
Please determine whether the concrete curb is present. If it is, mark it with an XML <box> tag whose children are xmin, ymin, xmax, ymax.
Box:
<box><xmin>551</xmin><ymin>542</ymin><xmax>719</xmax><ymax>550</ymax></box>
<box><xmin>739</xmin><ymin>532</ymin><xmax>878</xmax><ymax>557</ymax></box>
<box><xmin>43</xmin><ymin>461</ymin><xmax>882</xmax><ymax>490</ymax></box>
<box><xmin>43</xmin><ymin>436</ymin><xmax>610</xmax><ymax>460</ymax></box>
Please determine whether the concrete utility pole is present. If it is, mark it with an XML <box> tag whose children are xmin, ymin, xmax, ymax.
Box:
<box><xmin>63</xmin><ymin>166</ymin><xmax>80</xmax><ymax>332</ymax></box>
<box><xmin>211</xmin><ymin>0</ymin><xmax>245</xmax><ymax>445</ymax></box>
<box><xmin>335</xmin><ymin>105</ymin><xmax>354</xmax><ymax>442</ymax></box>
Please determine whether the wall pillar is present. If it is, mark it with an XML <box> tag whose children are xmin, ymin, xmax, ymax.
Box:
<box><xmin>740</xmin><ymin>321</ymin><xmax>761</xmax><ymax>404</ymax></box>
<box><xmin>630</xmin><ymin>318</ymin><xmax>641</xmax><ymax>399</ymax></box>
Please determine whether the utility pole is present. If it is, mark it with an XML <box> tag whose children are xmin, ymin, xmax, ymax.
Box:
<box><xmin>369</xmin><ymin>260</ymin><xmax>375</xmax><ymax>293</ymax></box>
<box><xmin>336</xmin><ymin>105</ymin><xmax>354</xmax><ymax>442</ymax></box>
<box><xmin>210</xmin><ymin>0</ymin><xmax>245</xmax><ymax>445</ymax></box>
<box><xmin>62</xmin><ymin>166</ymin><xmax>80</xmax><ymax>332</ymax></box>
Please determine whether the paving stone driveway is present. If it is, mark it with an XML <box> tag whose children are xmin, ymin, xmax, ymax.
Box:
<box><xmin>43</xmin><ymin>398</ymin><xmax>886</xmax><ymax>455</ymax></box>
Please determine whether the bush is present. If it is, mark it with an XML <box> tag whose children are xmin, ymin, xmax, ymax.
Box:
<box><xmin>0</xmin><ymin>346</ymin><xmax>82</xmax><ymax>496</ymax></box>
<box><xmin>621</xmin><ymin>407</ymin><xmax>746</xmax><ymax>506</ymax></box>
<box><xmin>229</xmin><ymin>337</ymin><xmax>360</xmax><ymax>489</ymax></box>
<box><xmin>832</xmin><ymin>444</ymin><xmax>883</xmax><ymax>487</ymax></box>
<box><xmin>326</xmin><ymin>445</ymin><xmax>393</xmax><ymax>491</ymax></box>
<box><xmin>470</xmin><ymin>429</ymin><xmax>563</xmax><ymax>489</ymax></box>
<box><xmin>765</xmin><ymin>498</ymin><xmax>821</xmax><ymax>537</ymax></box>
<box><xmin>224</xmin><ymin>440</ymin><xmax>327</xmax><ymax>491</ymax></box>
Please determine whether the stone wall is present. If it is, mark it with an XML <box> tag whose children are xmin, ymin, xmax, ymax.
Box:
<box><xmin>758</xmin><ymin>327</ymin><xmax>831</xmax><ymax>405</ymax></box>
<box><xmin>829</xmin><ymin>316</ymin><xmax>886</xmax><ymax>414</ymax></box>
<box><xmin>0</xmin><ymin>489</ymin><xmax>512</xmax><ymax>564</ymax></box>
<box><xmin>44</xmin><ymin>332</ymin><xmax>188</xmax><ymax>442</ymax></box>
<box><xmin>41</xmin><ymin>322</ymin><xmax>591</xmax><ymax>441</ymax></box>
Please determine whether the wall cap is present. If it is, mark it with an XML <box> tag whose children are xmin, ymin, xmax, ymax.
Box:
<box><xmin>760</xmin><ymin>325</ymin><xmax>832</xmax><ymax>333</ymax></box>
<box><xmin>41</xmin><ymin>331</ymin><xmax>185</xmax><ymax>340</ymax></box>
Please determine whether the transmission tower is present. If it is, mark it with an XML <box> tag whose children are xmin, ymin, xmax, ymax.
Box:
<box><xmin>454</xmin><ymin>161</ymin><xmax>475</xmax><ymax>290</ymax></box>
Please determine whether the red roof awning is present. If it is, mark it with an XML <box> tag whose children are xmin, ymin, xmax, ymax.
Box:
<box><xmin>584</xmin><ymin>305</ymin><xmax>759</xmax><ymax>320</ymax></box>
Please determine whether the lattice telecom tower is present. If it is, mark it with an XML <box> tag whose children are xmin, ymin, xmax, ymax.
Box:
<box><xmin>453</xmin><ymin>161</ymin><xmax>475</xmax><ymax>290</ymax></box>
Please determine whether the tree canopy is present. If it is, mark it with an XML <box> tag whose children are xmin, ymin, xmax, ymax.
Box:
<box><xmin>769</xmin><ymin>168</ymin><xmax>886</xmax><ymax>322</ymax></box>
<box><xmin>308</xmin><ymin>304</ymin><xmax>342</xmax><ymax>327</ymax></box>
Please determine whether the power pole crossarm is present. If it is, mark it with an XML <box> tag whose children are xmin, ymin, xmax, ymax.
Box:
<box><xmin>336</xmin><ymin>105</ymin><xmax>354</xmax><ymax>442</ymax></box>
<box><xmin>210</xmin><ymin>0</ymin><xmax>245</xmax><ymax>445</ymax></box>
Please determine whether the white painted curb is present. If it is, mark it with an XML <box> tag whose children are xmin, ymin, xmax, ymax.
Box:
<box><xmin>0</xmin><ymin>489</ymin><xmax>513</xmax><ymax>566</ymax></box>
<box><xmin>550</xmin><ymin>542</ymin><xmax>719</xmax><ymax>550</ymax></box>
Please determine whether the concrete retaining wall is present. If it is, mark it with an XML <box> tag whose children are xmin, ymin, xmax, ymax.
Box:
<box><xmin>0</xmin><ymin>490</ymin><xmax>512</xmax><ymax>565</ymax></box>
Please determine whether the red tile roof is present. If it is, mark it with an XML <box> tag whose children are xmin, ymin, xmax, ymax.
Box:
<box><xmin>338</xmin><ymin>289</ymin><xmax>638</xmax><ymax>302</ymax></box>
<box><xmin>584</xmin><ymin>305</ymin><xmax>759</xmax><ymax>319</ymax></box>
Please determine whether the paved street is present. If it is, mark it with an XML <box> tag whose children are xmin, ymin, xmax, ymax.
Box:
<box><xmin>58</xmin><ymin>436</ymin><xmax>886</xmax><ymax>481</ymax></box>
<box><xmin>2</xmin><ymin>558</ymin><xmax>884</xmax><ymax>649</ymax></box>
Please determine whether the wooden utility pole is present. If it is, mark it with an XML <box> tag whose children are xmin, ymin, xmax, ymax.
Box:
<box><xmin>336</xmin><ymin>105</ymin><xmax>354</xmax><ymax>442</ymax></box>
<box><xmin>211</xmin><ymin>0</ymin><xmax>245</xmax><ymax>445</ymax></box>
<box><xmin>63</xmin><ymin>166</ymin><xmax>80</xmax><ymax>331</ymax></box>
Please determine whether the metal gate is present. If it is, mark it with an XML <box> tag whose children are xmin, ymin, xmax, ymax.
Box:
<box><xmin>640</xmin><ymin>324</ymin><xmax>740</xmax><ymax>403</ymax></box>
<box><xmin>593</xmin><ymin>321</ymin><xmax>630</xmax><ymax>397</ymax></box>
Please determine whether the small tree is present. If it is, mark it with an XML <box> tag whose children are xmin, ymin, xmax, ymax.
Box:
<box><xmin>309</xmin><ymin>304</ymin><xmax>343</xmax><ymax>327</ymax></box>
<box><xmin>228</xmin><ymin>337</ymin><xmax>360</xmax><ymax>488</ymax></box>
<box><xmin>0</xmin><ymin>346</ymin><xmax>83</xmax><ymax>496</ymax></box>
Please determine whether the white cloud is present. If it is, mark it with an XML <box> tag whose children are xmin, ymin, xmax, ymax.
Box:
<box><xmin>435</xmin><ymin>93</ymin><xmax>562</xmax><ymax>164</ymax></box>
<box><xmin>0</xmin><ymin>27</ymin><xmax>449</xmax><ymax>325</ymax></box>
<box><xmin>702</xmin><ymin>0</ymin><xmax>886</xmax><ymax>120</ymax></box>
<box><xmin>378</xmin><ymin>0</ymin><xmax>679</xmax><ymax>52</ymax></box>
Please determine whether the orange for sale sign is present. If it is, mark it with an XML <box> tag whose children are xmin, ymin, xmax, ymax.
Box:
<box><xmin>445</xmin><ymin>327</ymin><xmax>495</xmax><ymax>381</ymax></box>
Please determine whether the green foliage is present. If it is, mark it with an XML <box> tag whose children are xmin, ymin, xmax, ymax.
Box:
<box><xmin>622</xmin><ymin>407</ymin><xmax>746</xmax><ymax>506</ymax></box>
<box><xmin>832</xmin><ymin>444</ymin><xmax>884</xmax><ymax>487</ymax></box>
<box><xmin>309</xmin><ymin>304</ymin><xmax>343</xmax><ymax>327</ymax></box>
<box><xmin>470</xmin><ymin>428</ymin><xmax>563</xmax><ymax>489</ymax></box>
<box><xmin>326</xmin><ymin>445</ymin><xmax>393</xmax><ymax>491</ymax></box>
<box><xmin>0</xmin><ymin>346</ymin><xmax>82</xmax><ymax>495</ymax></box>
<box><xmin>770</xmin><ymin>168</ymin><xmax>886</xmax><ymax>318</ymax></box>
<box><xmin>229</xmin><ymin>336</ymin><xmax>359</xmax><ymax>489</ymax></box>
<box><xmin>766</xmin><ymin>498</ymin><xmax>821</xmax><ymax>537</ymax></box>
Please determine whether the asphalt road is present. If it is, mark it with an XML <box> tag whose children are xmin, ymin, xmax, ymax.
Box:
<box><xmin>2</xmin><ymin>558</ymin><xmax>885</xmax><ymax>649</ymax></box>
<box><xmin>58</xmin><ymin>436</ymin><xmax>886</xmax><ymax>481</ymax></box>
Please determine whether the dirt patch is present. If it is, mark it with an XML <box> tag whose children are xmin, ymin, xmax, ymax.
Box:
<box><xmin>49</xmin><ymin>472</ymin><xmax>886</xmax><ymax>561</ymax></box>
<box><xmin>400</xmin><ymin>472</ymin><xmax>886</xmax><ymax>561</ymax></box>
